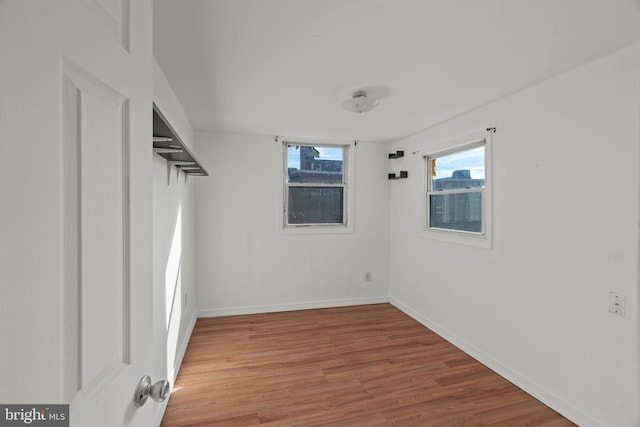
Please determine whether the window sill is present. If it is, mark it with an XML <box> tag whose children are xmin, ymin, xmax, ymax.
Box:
<box><xmin>422</xmin><ymin>228</ymin><xmax>492</xmax><ymax>249</ymax></box>
<box><xmin>280</xmin><ymin>224</ymin><xmax>354</xmax><ymax>236</ymax></box>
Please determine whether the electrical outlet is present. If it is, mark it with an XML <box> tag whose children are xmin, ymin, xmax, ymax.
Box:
<box><xmin>361</xmin><ymin>272</ymin><xmax>373</xmax><ymax>288</ymax></box>
<box><xmin>609</xmin><ymin>292</ymin><xmax>625</xmax><ymax>317</ymax></box>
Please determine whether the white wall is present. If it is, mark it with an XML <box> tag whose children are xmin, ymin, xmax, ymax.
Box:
<box><xmin>152</xmin><ymin>59</ymin><xmax>197</xmax><ymax>392</ymax></box>
<box><xmin>195</xmin><ymin>132</ymin><xmax>391</xmax><ymax>316</ymax></box>
<box><xmin>388</xmin><ymin>44</ymin><xmax>640</xmax><ymax>426</ymax></box>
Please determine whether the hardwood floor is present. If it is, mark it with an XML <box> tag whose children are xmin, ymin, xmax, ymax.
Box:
<box><xmin>161</xmin><ymin>304</ymin><xmax>575</xmax><ymax>426</ymax></box>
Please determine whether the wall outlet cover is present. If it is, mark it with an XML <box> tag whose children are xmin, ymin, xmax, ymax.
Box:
<box><xmin>608</xmin><ymin>292</ymin><xmax>625</xmax><ymax>317</ymax></box>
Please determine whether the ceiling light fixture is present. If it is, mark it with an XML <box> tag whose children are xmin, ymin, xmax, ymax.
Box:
<box><xmin>343</xmin><ymin>90</ymin><xmax>380</xmax><ymax>114</ymax></box>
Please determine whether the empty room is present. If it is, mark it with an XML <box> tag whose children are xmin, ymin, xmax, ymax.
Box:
<box><xmin>1</xmin><ymin>1</ymin><xmax>639</xmax><ymax>426</ymax></box>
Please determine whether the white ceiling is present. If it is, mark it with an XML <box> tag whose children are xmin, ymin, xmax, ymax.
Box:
<box><xmin>153</xmin><ymin>0</ymin><xmax>640</xmax><ymax>142</ymax></box>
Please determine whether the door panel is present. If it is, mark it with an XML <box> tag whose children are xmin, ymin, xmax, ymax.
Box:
<box><xmin>63</xmin><ymin>62</ymin><xmax>130</xmax><ymax>391</ymax></box>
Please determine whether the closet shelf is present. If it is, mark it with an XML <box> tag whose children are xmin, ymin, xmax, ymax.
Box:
<box><xmin>153</xmin><ymin>104</ymin><xmax>208</xmax><ymax>183</ymax></box>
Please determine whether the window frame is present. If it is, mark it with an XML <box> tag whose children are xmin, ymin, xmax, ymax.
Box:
<box><xmin>423</xmin><ymin>131</ymin><xmax>493</xmax><ymax>249</ymax></box>
<box><xmin>281</xmin><ymin>140</ymin><xmax>354</xmax><ymax>234</ymax></box>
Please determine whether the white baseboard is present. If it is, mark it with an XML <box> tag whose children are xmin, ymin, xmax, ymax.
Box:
<box><xmin>389</xmin><ymin>296</ymin><xmax>604</xmax><ymax>427</ymax></box>
<box><xmin>197</xmin><ymin>295</ymin><xmax>389</xmax><ymax>318</ymax></box>
<box><xmin>154</xmin><ymin>312</ymin><xmax>197</xmax><ymax>427</ymax></box>
<box><xmin>173</xmin><ymin>312</ymin><xmax>197</xmax><ymax>381</ymax></box>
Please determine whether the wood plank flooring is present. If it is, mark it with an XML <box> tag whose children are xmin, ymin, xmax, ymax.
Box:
<box><xmin>161</xmin><ymin>304</ymin><xmax>575</xmax><ymax>426</ymax></box>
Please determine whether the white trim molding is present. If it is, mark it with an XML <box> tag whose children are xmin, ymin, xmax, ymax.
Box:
<box><xmin>197</xmin><ymin>296</ymin><xmax>389</xmax><ymax>318</ymax></box>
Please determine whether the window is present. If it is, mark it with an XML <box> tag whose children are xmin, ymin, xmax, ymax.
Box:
<box><xmin>424</xmin><ymin>133</ymin><xmax>491</xmax><ymax>247</ymax></box>
<box><xmin>283</xmin><ymin>142</ymin><xmax>350</xmax><ymax>230</ymax></box>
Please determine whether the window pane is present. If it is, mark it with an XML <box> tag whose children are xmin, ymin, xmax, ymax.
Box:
<box><xmin>431</xmin><ymin>146</ymin><xmax>484</xmax><ymax>190</ymax></box>
<box><xmin>288</xmin><ymin>187</ymin><xmax>344</xmax><ymax>224</ymax></box>
<box><xmin>429</xmin><ymin>192</ymin><xmax>482</xmax><ymax>233</ymax></box>
<box><xmin>287</xmin><ymin>145</ymin><xmax>343</xmax><ymax>184</ymax></box>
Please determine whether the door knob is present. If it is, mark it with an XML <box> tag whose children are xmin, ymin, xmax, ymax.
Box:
<box><xmin>134</xmin><ymin>375</ymin><xmax>170</xmax><ymax>407</ymax></box>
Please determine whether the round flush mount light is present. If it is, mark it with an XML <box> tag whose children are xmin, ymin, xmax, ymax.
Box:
<box><xmin>342</xmin><ymin>90</ymin><xmax>380</xmax><ymax>114</ymax></box>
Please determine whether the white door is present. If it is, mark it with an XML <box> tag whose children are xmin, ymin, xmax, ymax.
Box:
<box><xmin>0</xmin><ymin>1</ymin><xmax>161</xmax><ymax>426</ymax></box>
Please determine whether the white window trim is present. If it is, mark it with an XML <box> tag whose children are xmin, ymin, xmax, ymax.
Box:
<box><xmin>280</xmin><ymin>139</ymin><xmax>355</xmax><ymax>235</ymax></box>
<box><xmin>422</xmin><ymin>130</ymin><xmax>493</xmax><ymax>249</ymax></box>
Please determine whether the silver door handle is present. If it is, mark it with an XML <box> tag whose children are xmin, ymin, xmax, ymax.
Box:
<box><xmin>134</xmin><ymin>376</ymin><xmax>170</xmax><ymax>407</ymax></box>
